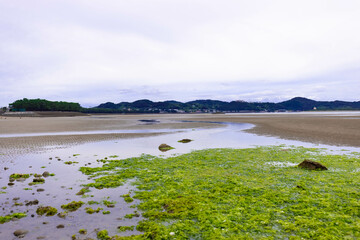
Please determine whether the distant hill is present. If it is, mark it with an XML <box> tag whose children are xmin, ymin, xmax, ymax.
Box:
<box><xmin>87</xmin><ymin>97</ymin><xmax>360</xmax><ymax>113</ymax></box>
<box><xmin>7</xmin><ymin>97</ymin><xmax>360</xmax><ymax>114</ymax></box>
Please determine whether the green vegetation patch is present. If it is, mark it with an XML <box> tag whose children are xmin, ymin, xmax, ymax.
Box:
<box><xmin>76</xmin><ymin>187</ymin><xmax>90</xmax><ymax>195</ymax></box>
<box><xmin>85</xmin><ymin>207</ymin><xmax>103</xmax><ymax>214</ymax></box>
<box><xmin>80</xmin><ymin>146</ymin><xmax>360</xmax><ymax>239</ymax></box>
<box><xmin>10</xmin><ymin>173</ymin><xmax>31</xmax><ymax>179</ymax></box>
<box><xmin>0</xmin><ymin>213</ymin><xmax>27</xmax><ymax>224</ymax></box>
<box><xmin>36</xmin><ymin>206</ymin><xmax>57</xmax><ymax>216</ymax></box>
<box><xmin>97</xmin><ymin>229</ymin><xmax>110</xmax><ymax>240</ymax></box>
<box><xmin>121</xmin><ymin>194</ymin><xmax>134</xmax><ymax>203</ymax></box>
<box><xmin>118</xmin><ymin>226</ymin><xmax>135</xmax><ymax>232</ymax></box>
<box><xmin>61</xmin><ymin>201</ymin><xmax>84</xmax><ymax>212</ymax></box>
<box><xmin>64</xmin><ymin>161</ymin><xmax>79</xmax><ymax>165</ymax></box>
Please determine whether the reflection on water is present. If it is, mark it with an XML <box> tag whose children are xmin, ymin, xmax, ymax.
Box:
<box><xmin>0</xmin><ymin>121</ymin><xmax>359</xmax><ymax>239</ymax></box>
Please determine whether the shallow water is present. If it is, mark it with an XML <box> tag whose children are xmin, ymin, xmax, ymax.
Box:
<box><xmin>0</xmin><ymin>120</ymin><xmax>359</xmax><ymax>239</ymax></box>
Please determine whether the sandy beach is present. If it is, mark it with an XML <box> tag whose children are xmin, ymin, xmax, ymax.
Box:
<box><xmin>0</xmin><ymin>113</ymin><xmax>359</xmax><ymax>152</ymax></box>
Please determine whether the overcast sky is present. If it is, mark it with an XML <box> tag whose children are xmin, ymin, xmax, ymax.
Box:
<box><xmin>1</xmin><ymin>0</ymin><xmax>360</xmax><ymax>107</ymax></box>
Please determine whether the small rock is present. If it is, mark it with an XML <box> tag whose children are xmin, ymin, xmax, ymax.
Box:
<box><xmin>178</xmin><ymin>139</ymin><xmax>192</xmax><ymax>143</ymax></box>
<box><xmin>57</xmin><ymin>212</ymin><xmax>67</xmax><ymax>219</ymax></box>
<box><xmin>158</xmin><ymin>143</ymin><xmax>174</xmax><ymax>152</ymax></box>
<box><xmin>8</xmin><ymin>182</ymin><xmax>15</xmax><ymax>186</ymax></box>
<box><xmin>33</xmin><ymin>178</ymin><xmax>45</xmax><ymax>183</ymax></box>
<box><xmin>37</xmin><ymin>188</ymin><xmax>45</xmax><ymax>192</ymax></box>
<box><xmin>56</xmin><ymin>224</ymin><xmax>65</xmax><ymax>229</ymax></box>
<box><xmin>25</xmin><ymin>199</ymin><xmax>39</xmax><ymax>206</ymax></box>
<box><xmin>42</xmin><ymin>171</ymin><xmax>50</xmax><ymax>177</ymax></box>
<box><xmin>298</xmin><ymin>160</ymin><xmax>327</xmax><ymax>170</ymax></box>
<box><xmin>13</xmin><ymin>229</ymin><xmax>28</xmax><ymax>238</ymax></box>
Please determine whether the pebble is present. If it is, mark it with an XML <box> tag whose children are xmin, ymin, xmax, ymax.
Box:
<box><xmin>13</xmin><ymin>229</ymin><xmax>29</xmax><ymax>238</ymax></box>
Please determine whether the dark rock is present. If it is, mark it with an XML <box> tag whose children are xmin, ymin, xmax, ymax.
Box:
<box><xmin>298</xmin><ymin>160</ymin><xmax>328</xmax><ymax>170</ymax></box>
<box><xmin>13</xmin><ymin>229</ymin><xmax>28</xmax><ymax>238</ymax></box>
<box><xmin>37</xmin><ymin>188</ymin><xmax>45</xmax><ymax>192</ymax></box>
<box><xmin>16</xmin><ymin>178</ymin><xmax>27</xmax><ymax>182</ymax></box>
<box><xmin>56</xmin><ymin>224</ymin><xmax>65</xmax><ymax>229</ymax></box>
<box><xmin>178</xmin><ymin>139</ymin><xmax>192</xmax><ymax>143</ymax></box>
<box><xmin>33</xmin><ymin>178</ymin><xmax>45</xmax><ymax>183</ymax></box>
<box><xmin>57</xmin><ymin>212</ymin><xmax>67</xmax><ymax>219</ymax></box>
<box><xmin>26</xmin><ymin>199</ymin><xmax>39</xmax><ymax>206</ymax></box>
<box><xmin>158</xmin><ymin>144</ymin><xmax>174</xmax><ymax>152</ymax></box>
<box><xmin>8</xmin><ymin>182</ymin><xmax>14</xmax><ymax>186</ymax></box>
<box><xmin>42</xmin><ymin>171</ymin><xmax>50</xmax><ymax>177</ymax></box>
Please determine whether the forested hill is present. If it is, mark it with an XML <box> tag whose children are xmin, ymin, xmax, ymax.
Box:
<box><xmin>7</xmin><ymin>97</ymin><xmax>360</xmax><ymax>113</ymax></box>
<box><xmin>89</xmin><ymin>97</ymin><xmax>360</xmax><ymax>113</ymax></box>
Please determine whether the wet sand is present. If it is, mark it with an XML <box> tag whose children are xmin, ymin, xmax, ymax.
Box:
<box><xmin>1</xmin><ymin>112</ymin><xmax>360</xmax><ymax>151</ymax></box>
<box><xmin>171</xmin><ymin>113</ymin><xmax>360</xmax><ymax>147</ymax></box>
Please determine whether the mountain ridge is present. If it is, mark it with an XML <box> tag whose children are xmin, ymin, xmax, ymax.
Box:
<box><xmin>91</xmin><ymin>97</ymin><xmax>360</xmax><ymax>113</ymax></box>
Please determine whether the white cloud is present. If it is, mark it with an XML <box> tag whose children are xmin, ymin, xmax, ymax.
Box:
<box><xmin>1</xmin><ymin>0</ymin><xmax>360</xmax><ymax>106</ymax></box>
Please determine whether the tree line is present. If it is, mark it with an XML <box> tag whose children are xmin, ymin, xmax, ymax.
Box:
<box><xmin>10</xmin><ymin>98</ymin><xmax>81</xmax><ymax>112</ymax></box>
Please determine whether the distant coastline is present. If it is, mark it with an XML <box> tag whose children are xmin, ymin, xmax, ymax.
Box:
<box><xmin>2</xmin><ymin>97</ymin><xmax>360</xmax><ymax>115</ymax></box>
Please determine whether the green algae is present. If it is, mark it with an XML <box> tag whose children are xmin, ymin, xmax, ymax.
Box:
<box><xmin>9</xmin><ymin>173</ymin><xmax>30</xmax><ymax>179</ymax></box>
<box><xmin>102</xmin><ymin>200</ymin><xmax>116</xmax><ymax>207</ymax></box>
<box><xmin>76</xmin><ymin>187</ymin><xmax>90</xmax><ymax>195</ymax></box>
<box><xmin>88</xmin><ymin>200</ymin><xmax>100</xmax><ymax>205</ymax></box>
<box><xmin>61</xmin><ymin>201</ymin><xmax>84</xmax><ymax>212</ymax></box>
<box><xmin>0</xmin><ymin>213</ymin><xmax>27</xmax><ymax>224</ymax></box>
<box><xmin>36</xmin><ymin>206</ymin><xmax>57</xmax><ymax>216</ymax></box>
<box><xmin>85</xmin><ymin>207</ymin><xmax>103</xmax><ymax>214</ymax></box>
<box><xmin>118</xmin><ymin>226</ymin><xmax>135</xmax><ymax>232</ymax></box>
<box><xmin>64</xmin><ymin>161</ymin><xmax>79</xmax><ymax>165</ymax></box>
<box><xmin>97</xmin><ymin>229</ymin><xmax>110</xmax><ymax>240</ymax></box>
<box><xmin>80</xmin><ymin>146</ymin><xmax>360</xmax><ymax>239</ymax></box>
<box><xmin>121</xmin><ymin>194</ymin><xmax>134</xmax><ymax>203</ymax></box>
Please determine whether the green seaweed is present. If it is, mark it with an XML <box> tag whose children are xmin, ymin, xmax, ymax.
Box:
<box><xmin>117</xmin><ymin>226</ymin><xmax>135</xmax><ymax>232</ymax></box>
<box><xmin>64</xmin><ymin>161</ymin><xmax>79</xmax><ymax>165</ymax></box>
<box><xmin>0</xmin><ymin>213</ymin><xmax>27</xmax><ymax>224</ymax></box>
<box><xmin>9</xmin><ymin>173</ymin><xmax>30</xmax><ymax>179</ymax></box>
<box><xmin>85</xmin><ymin>207</ymin><xmax>103</xmax><ymax>214</ymax></box>
<box><xmin>121</xmin><ymin>194</ymin><xmax>134</xmax><ymax>203</ymax></box>
<box><xmin>97</xmin><ymin>230</ymin><xmax>110</xmax><ymax>240</ymax></box>
<box><xmin>36</xmin><ymin>206</ymin><xmax>57</xmax><ymax>216</ymax></box>
<box><xmin>80</xmin><ymin>146</ymin><xmax>360</xmax><ymax>239</ymax></box>
<box><xmin>61</xmin><ymin>201</ymin><xmax>84</xmax><ymax>212</ymax></box>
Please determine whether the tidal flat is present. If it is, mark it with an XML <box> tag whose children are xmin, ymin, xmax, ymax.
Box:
<box><xmin>0</xmin><ymin>113</ymin><xmax>360</xmax><ymax>239</ymax></box>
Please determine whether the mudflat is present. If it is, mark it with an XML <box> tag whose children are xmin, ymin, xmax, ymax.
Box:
<box><xmin>172</xmin><ymin>112</ymin><xmax>360</xmax><ymax>147</ymax></box>
<box><xmin>0</xmin><ymin>112</ymin><xmax>359</xmax><ymax>151</ymax></box>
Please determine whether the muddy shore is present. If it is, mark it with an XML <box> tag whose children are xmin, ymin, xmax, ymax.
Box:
<box><xmin>0</xmin><ymin>113</ymin><xmax>359</xmax><ymax>150</ymax></box>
